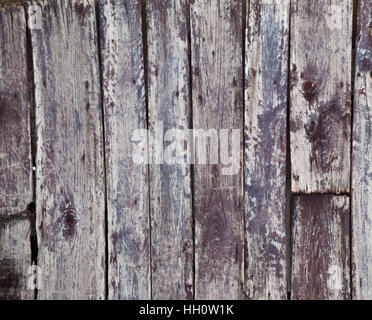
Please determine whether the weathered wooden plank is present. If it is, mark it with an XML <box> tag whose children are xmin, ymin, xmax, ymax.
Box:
<box><xmin>0</xmin><ymin>3</ymin><xmax>33</xmax><ymax>300</ymax></box>
<box><xmin>191</xmin><ymin>0</ymin><xmax>244</xmax><ymax>299</ymax></box>
<box><xmin>352</xmin><ymin>0</ymin><xmax>372</xmax><ymax>300</ymax></box>
<box><xmin>146</xmin><ymin>0</ymin><xmax>193</xmax><ymax>299</ymax></box>
<box><xmin>30</xmin><ymin>0</ymin><xmax>105</xmax><ymax>299</ymax></box>
<box><xmin>99</xmin><ymin>0</ymin><xmax>150</xmax><ymax>300</ymax></box>
<box><xmin>290</xmin><ymin>0</ymin><xmax>353</xmax><ymax>193</ymax></box>
<box><xmin>292</xmin><ymin>195</ymin><xmax>350</xmax><ymax>300</ymax></box>
<box><xmin>244</xmin><ymin>0</ymin><xmax>289</xmax><ymax>300</ymax></box>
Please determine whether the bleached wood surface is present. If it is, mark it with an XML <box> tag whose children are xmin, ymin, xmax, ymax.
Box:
<box><xmin>352</xmin><ymin>0</ymin><xmax>372</xmax><ymax>300</ymax></box>
<box><xmin>146</xmin><ymin>0</ymin><xmax>193</xmax><ymax>299</ymax></box>
<box><xmin>99</xmin><ymin>0</ymin><xmax>150</xmax><ymax>300</ymax></box>
<box><xmin>290</xmin><ymin>0</ymin><xmax>352</xmax><ymax>193</ymax></box>
<box><xmin>0</xmin><ymin>0</ymin><xmax>370</xmax><ymax>301</ymax></box>
<box><xmin>0</xmin><ymin>3</ymin><xmax>33</xmax><ymax>300</ymax></box>
<box><xmin>30</xmin><ymin>0</ymin><xmax>105</xmax><ymax>299</ymax></box>
<box><xmin>244</xmin><ymin>0</ymin><xmax>289</xmax><ymax>300</ymax></box>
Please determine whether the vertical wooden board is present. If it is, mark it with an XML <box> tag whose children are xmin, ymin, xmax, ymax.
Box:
<box><xmin>30</xmin><ymin>0</ymin><xmax>105</xmax><ymax>299</ymax></box>
<box><xmin>191</xmin><ymin>0</ymin><xmax>244</xmax><ymax>299</ymax></box>
<box><xmin>0</xmin><ymin>4</ymin><xmax>33</xmax><ymax>300</ymax></box>
<box><xmin>146</xmin><ymin>0</ymin><xmax>193</xmax><ymax>299</ymax></box>
<box><xmin>290</xmin><ymin>0</ymin><xmax>353</xmax><ymax>193</ymax></box>
<box><xmin>292</xmin><ymin>195</ymin><xmax>350</xmax><ymax>300</ymax></box>
<box><xmin>99</xmin><ymin>0</ymin><xmax>150</xmax><ymax>300</ymax></box>
<box><xmin>0</xmin><ymin>220</ymin><xmax>32</xmax><ymax>300</ymax></box>
<box><xmin>352</xmin><ymin>0</ymin><xmax>372</xmax><ymax>300</ymax></box>
<box><xmin>244</xmin><ymin>0</ymin><xmax>289</xmax><ymax>300</ymax></box>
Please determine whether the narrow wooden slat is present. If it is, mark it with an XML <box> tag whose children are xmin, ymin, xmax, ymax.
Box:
<box><xmin>191</xmin><ymin>0</ymin><xmax>244</xmax><ymax>299</ymax></box>
<box><xmin>30</xmin><ymin>0</ymin><xmax>105</xmax><ymax>299</ymax></box>
<box><xmin>0</xmin><ymin>3</ymin><xmax>33</xmax><ymax>300</ymax></box>
<box><xmin>292</xmin><ymin>195</ymin><xmax>350</xmax><ymax>300</ymax></box>
<box><xmin>244</xmin><ymin>0</ymin><xmax>289</xmax><ymax>300</ymax></box>
<box><xmin>352</xmin><ymin>0</ymin><xmax>372</xmax><ymax>300</ymax></box>
<box><xmin>290</xmin><ymin>0</ymin><xmax>353</xmax><ymax>193</ymax></box>
<box><xmin>146</xmin><ymin>0</ymin><xmax>193</xmax><ymax>299</ymax></box>
<box><xmin>99</xmin><ymin>0</ymin><xmax>150</xmax><ymax>299</ymax></box>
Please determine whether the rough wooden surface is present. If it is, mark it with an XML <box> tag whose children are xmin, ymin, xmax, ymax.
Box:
<box><xmin>292</xmin><ymin>195</ymin><xmax>350</xmax><ymax>300</ymax></box>
<box><xmin>244</xmin><ymin>0</ymin><xmax>289</xmax><ymax>300</ymax></box>
<box><xmin>0</xmin><ymin>3</ymin><xmax>33</xmax><ymax>300</ymax></box>
<box><xmin>99</xmin><ymin>0</ymin><xmax>150</xmax><ymax>300</ymax></box>
<box><xmin>1</xmin><ymin>0</ymin><xmax>372</xmax><ymax>301</ymax></box>
<box><xmin>30</xmin><ymin>0</ymin><xmax>105</xmax><ymax>299</ymax></box>
<box><xmin>352</xmin><ymin>0</ymin><xmax>372</xmax><ymax>300</ymax></box>
<box><xmin>191</xmin><ymin>0</ymin><xmax>244</xmax><ymax>299</ymax></box>
<box><xmin>290</xmin><ymin>0</ymin><xmax>353</xmax><ymax>193</ymax></box>
<box><xmin>146</xmin><ymin>0</ymin><xmax>193</xmax><ymax>299</ymax></box>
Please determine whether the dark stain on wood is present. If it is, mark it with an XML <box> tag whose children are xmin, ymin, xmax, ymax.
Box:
<box><xmin>300</xmin><ymin>62</ymin><xmax>323</xmax><ymax>106</ymax></box>
<box><xmin>0</xmin><ymin>94</ymin><xmax>21</xmax><ymax>125</ymax></box>
<box><xmin>304</xmin><ymin>99</ymin><xmax>350</xmax><ymax>171</ymax></box>
<box><xmin>0</xmin><ymin>258</ymin><xmax>21</xmax><ymax>299</ymax></box>
<box><xmin>58</xmin><ymin>201</ymin><xmax>77</xmax><ymax>239</ymax></box>
<box><xmin>292</xmin><ymin>195</ymin><xmax>350</xmax><ymax>300</ymax></box>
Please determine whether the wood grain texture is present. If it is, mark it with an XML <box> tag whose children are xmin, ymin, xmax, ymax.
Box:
<box><xmin>191</xmin><ymin>0</ymin><xmax>244</xmax><ymax>299</ymax></box>
<box><xmin>0</xmin><ymin>3</ymin><xmax>33</xmax><ymax>300</ymax></box>
<box><xmin>99</xmin><ymin>0</ymin><xmax>150</xmax><ymax>300</ymax></box>
<box><xmin>146</xmin><ymin>0</ymin><xmax>193</xmax><ymax>299</ymax></box>
<box><xmin>290</xmin><ymin>0</ymin><xmax>353</xmax><ymax>193</ymax></box>
<box><xmin>292</xmin><ymin>195</ymin><xmax>350</xmax><ymax>300</ymax></box>
<box><xmin>244</xmin><ymin>0</ymin><xmax>289</xmax><ymax>300</ymax></box>
<box><xmin>352</xmin><ymin>0</ymin><xmax>372</xmax><ymax>300</ymax></box>
<box><xmin>30</xmin><ymin>0</ymin><xmax>105</xmax><ymax>299</ymax></box>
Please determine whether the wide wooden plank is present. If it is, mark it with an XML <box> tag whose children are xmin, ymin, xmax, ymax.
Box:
<box><xmin>30</xmin><ymin>0</ymin><xmax>105</xmax><ymax>299</ymax></box>
<box><xmin>0</xmin><ymin>3</ymin><xmax>33</xmax><ymax>300</ymax></box>
<box><xmin>146</xmin><ymin>0</ymin><xmax>193</xmax><ymax>299</ymax></box>
<box><xmin>291</xmin><ymin>195</ymin><xmax>350</xmax><ymax>300</ymax></box>
<box><xmin>191</xmin><ymin>0</ymin><xmax>244</xmax><ymax>299</ymax></box>
<box><xmin>99</xmin><ymin>0</ymin><xmax>150</xmax><ymax>300</ymax></box>
<box><xmin>352</xmin><ymin>0</ymin><xmax>372</xmax><ymax>300</ymax></box>
<box><xmin>244</xmin><ymin>0</ymin><xmax>289</xmax><ymax>300</ymax></box>
<box><xmin>290</xmin><ymin>0</ymin><xmax>353</xmax><ymax>193</ymax></box>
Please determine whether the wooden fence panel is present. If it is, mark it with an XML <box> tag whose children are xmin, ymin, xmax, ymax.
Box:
<box><xmin>30</xmin><ymin>0</ymin><xmax>105</xmax><ymax>299</ymax></box>
<box><xmin>352</xmin><ymin>0</ymin><xmax>372</xmax><ymax>300</ymax></box>
<box><xmin>291</xmin><ymin>195</ymin><xmax>350</xmax><ymax>300</ymax></box>
<box><xmin>290</xmin><ymin>0</ymin><xmax>353</xmax><ymax>193</ymax></box>
<box><xmin>0</xmin><ymin>0</ymin><xmax>371</xmax><ymax>301</ymax></box>
<box><xmin>244</xmin><ymin>0</ymin><xmax>289</xmax><ymax>300</ymax></box>
<box><xmin>146</xmin><ymin>0</ymin><xmax>193</xmax><ymax>299</ymax></box>
<box><xmin>0</xmin><ymin>3</ymin><xmax>33</xmax><ymax>300</ymax></box>
<box><xmin>99</xmin><ymin>0</ymin><xmax>150</xmax><ymax>300</ymax></box>
<box><xmin>191</xmin><ymin>0</ymin><xmax>244</xmax><ymax>299</ymax></box>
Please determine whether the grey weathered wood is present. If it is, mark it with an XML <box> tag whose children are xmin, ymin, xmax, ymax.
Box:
<box><xmin>244</xmin><ymin>0</ymin><xmax>289</xmax><ymax>300</ymax></box>
<box><xmin>0</xmin><ymin>3</ymin><xmax>33</xmax><ymax>300</ymax></box>
<box><xmin>352</xmin><ymin>0</ymin><xmax>372</xmax><ymax>300</ymax></box>
<box><xmin>99</xmin><ymin>0</ymin><xmax>150</xmax><ymax>300</ymax></box>
<box><xmin>30</xmin><ymin>0</ymin><xmax>105</xmax><ymax>299</ymax></box>
<box><xmin>191</xmin><ymin>0</ymin><xmax>244</xmax><ymax>299</ymax></box>
<box><xmin>292</xmin><ymin>195</ymin><xmax>350</xmax><ymax>300</ymax></box>
<box><xmin>146</xmin><ymin>0</ymin><xmax>193</xmax><ymax>299</ymax></box>
<box><xmin>290</xmin><ymin>0</ymin><xmax>353</xmax><ymax>193</ymax></box>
